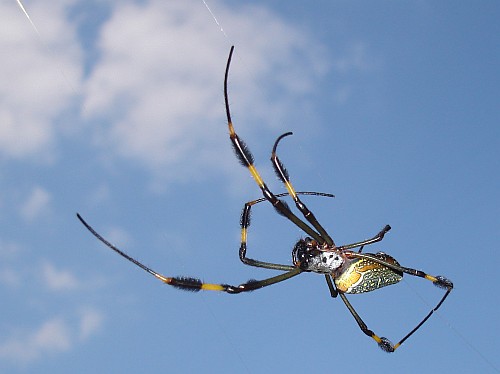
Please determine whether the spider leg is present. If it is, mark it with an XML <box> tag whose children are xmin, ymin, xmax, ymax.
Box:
<box><xmin>239</xmin><ymin>191</ymin><xmax>334</xmax><ymax>271</ymax></box>
<box><xmin>338</xmin><ymin>291</ymin><xmax>397</xmax><ymax>352</ymax></box>
<box><xmin>342</xmin><ymin>251</ymin><xmax>453</xmax><ymax>351</ymax></box>
<box><xmin>336</xmin><ymin>225</ymin><xmax>392</xmax><ymax>252</ymax></box>
<box><xmin>271</xmin><ymin>132</ymin><xmax>336</xmax><ymax>246</ymax></box>
<box><xmin>224</xmin><ymin>46</ymin><xmax>325</xmax><ymax>245</ymax></box>
<box><xmin>324</xmin><ymin>274</ymin><xmax>338</xmax><ymax>298</ymax></box>
<box><xmin>77</xmin><ymin>214</ymin><xmax>302</xmax><ymax>294</ymax></box>
<box><xmin>324</xmin><ymin>271</ymin><xmax>398</xmax><ymax>351</ymax></box>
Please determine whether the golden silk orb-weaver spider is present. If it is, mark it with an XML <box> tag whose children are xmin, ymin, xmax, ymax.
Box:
<box><xmin>77</xmin><ymin>46</ymin><xmax>453</xmax><ymax>352</ymax></box>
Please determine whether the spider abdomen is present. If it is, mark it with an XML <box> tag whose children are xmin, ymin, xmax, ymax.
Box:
<box><xmin>334</xmin><ymin>253</ymin><xmax>403</xmax><ymax>294</ymax></box>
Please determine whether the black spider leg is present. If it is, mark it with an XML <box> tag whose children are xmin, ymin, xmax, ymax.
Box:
<box><xmin>239</xmin><ymin>191</ymin><xmax>335</xmax><ymax>271</ymax></box>
<box><xmin>77</xmin><ymin>213</ymin><xmax>302</xmax><ymax>294</ymax></box>
<box><xmin>337</xmin><ymin>224</ymin><xmax>392</xmax><ymax>252</ymax></box>
<box><xmin>271</xmin><ymin>132</ymin><xmax>336</xmax><ymax>246</ymax></box>
<box><xmin>224</xmin><ymin>46</ymin><xmax>325</xmax><ymax>245</ymax></box>
<box><xmin>322</xmin><ymin>271</ymin><xmax>393</xmax><ymax>351</ymax></box>
<box><xmin>338</xmin><ymin>251</ymin><xmax>453</xmax><ymax>352</ymax></box>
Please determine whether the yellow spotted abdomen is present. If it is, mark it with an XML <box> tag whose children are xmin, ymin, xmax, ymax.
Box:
<box><xmin>335</xmin><ymin>253</ymin><xmax>403</xmax><ymax>294</ymax></box>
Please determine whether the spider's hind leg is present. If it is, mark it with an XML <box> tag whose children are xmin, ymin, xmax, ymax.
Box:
<box><xmin>341</xmin><ymin>251</ymin><xmax>453</xmax><ymax>351</ymax></box>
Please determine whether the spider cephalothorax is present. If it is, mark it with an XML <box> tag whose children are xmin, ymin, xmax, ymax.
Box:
<box><xmin>292</xmin><ymin>238</ymin><xmax>345</xmax><ymax>273</ymax></box>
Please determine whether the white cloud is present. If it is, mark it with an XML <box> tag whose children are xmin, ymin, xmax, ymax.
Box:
<box><xmin>78</xmin><ymin>308</ymin><xmax>104</xmax><ymax>340</ymax></box>
<box><xmin>3</xmin><ymin>0</ymin><xmax>373</xmax><ymax>183</ymax></box>
<box><xmin>20</xmin><ymin>186</ymin><xmax>51</xmax><ymax>221</ymax></box>
<box><xmin>0</xmin><ymin>318</ymin><xmax>71</xmax><ymax>363</ymax></box>
<box><xmin>82</xmin><ymin>0</ymin><xmax>329</xmax><ymax>183</ymax></box>
<box><xmin>103</xmin><ymin>225</ymin><xmax>132</xmax><ymax>248</ymax></box>
<box><xmin>41</xmin><ymin>261</ymin><xmax>80</xmax><ymax>291</ymax></box>
<box><xmin>32</xmin><ymin>318</ymin><xmax>72</xmax><ymax>352</ymax></box>
<box><xmin>0</xmin><ymin>308</ymin><xmax>104</xmax><ymax>365</ymax></box>
<box><xmin>0</xmin><ymin>0</ymin><xmax>82</xmax><ymax>161</ymax></box>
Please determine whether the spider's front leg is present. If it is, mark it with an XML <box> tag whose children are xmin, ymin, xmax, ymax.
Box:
<box><xmin>238</xmin><ymin>192</ymin><xmax>334</xmax><ymax>272</ymax></box>
<box><xmin>164</xmin><ymin>268</ymin><xmax>302</xmax><ymax>294</ymax></box>
<box><xmin>76</xmin><ymin>214</ymin><xmax>302</xmax><ymax>295</ymax></box>
<box><xmin>224</xmin><ymin>46</ymin><xmax>324</xmax><ymax>244</ymax></box>
<box><xmin>270</xmin><ymin>132</ymin><xmax>335</xmax><ymax>246</ymax></box>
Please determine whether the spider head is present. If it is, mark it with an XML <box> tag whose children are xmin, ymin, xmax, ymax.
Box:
<box><xmin>292</xmin><ymin>238</ymin><xmax>344</xmax><ymax>274</ymax></box>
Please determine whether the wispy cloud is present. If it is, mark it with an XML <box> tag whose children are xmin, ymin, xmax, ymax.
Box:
<box><xmin>0</xmin><ymin>257</ymin><xmax>104</xmax><ymax>365</ymax></box>
<box><xmin>81</xmin><ymin>0</ymin><xmax>329</xmax><ymax>183</ymax></box>
<box><xmin>0</xmin><ymin>317</ymin><xmax>71</xmax><ymax>363</ymax></box>
<box><xmin>41</xmin><ymin>261</ymin><xmax>80</xmax><ymax>291</ymax></box>
<box><xmin>78</xmin><ymin>307</ymin><xmax>104</xmax><ymax>340</ymax></box>
<box><xmin>0</xmin><ymin>309</ymin><xmax>104</xmax><ymax>365</ymax></box>
<box><xmin>4</xmin><ymin>0</ymin><xmax>374</xmax><ymax>187</ymax></box>
<box><xmin>20</xmin><ymin>186</ymin><xmax>51</xmax><ymax>222</ymax></box>
<box><xmin>0</xmin><ymin>0</ymin><xmax>82</xmax><ymax>161</ymax></box>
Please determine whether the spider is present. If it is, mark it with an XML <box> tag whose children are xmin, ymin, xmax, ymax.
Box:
<box><xmin>77</xmin><ymin>46</ymin><xmax>453</xmax><ymax>352</ymax></box>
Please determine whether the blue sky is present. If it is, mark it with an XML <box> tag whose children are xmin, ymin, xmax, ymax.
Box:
<box><xmin>1</xmin><ymin>0</ymin><xmax>499</xmax><ymax>372</ymax></box>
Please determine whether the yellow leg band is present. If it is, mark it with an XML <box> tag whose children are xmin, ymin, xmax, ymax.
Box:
<box><xmin>241</xmin><ymin>227</ymin><xmax>247</xmax><ymax>243</ymax></box>
<box><xmin>284</xmin><ymin>181</ymin><xmax>297</xmax><ymax>199</ymax></box>
<box><xmin>425</xmin><ymin>274</ymin><xmax>438</xmax><ymax>282</ymax></box>
<box><xmin>201</xmin><ymin>284</ymin><xmax>226</xmax><ymax>291</ymax></box>
<box><xmin>248</xmin><ymin>165</ymin><xmax>264</xmax><ymax>187</ymax></box>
